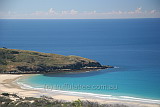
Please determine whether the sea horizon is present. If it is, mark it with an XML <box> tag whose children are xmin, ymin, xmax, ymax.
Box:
<box><xmin>0</xmin><ymin>18</ymin><xmax>160</xmax><ymax>20</ymax></box>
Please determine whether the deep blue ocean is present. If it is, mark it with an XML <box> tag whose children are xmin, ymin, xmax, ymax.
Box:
<box><xmin>0</xmin><ymin>19</ymin><xmax>160</xmax><ymax>100</ymax></box>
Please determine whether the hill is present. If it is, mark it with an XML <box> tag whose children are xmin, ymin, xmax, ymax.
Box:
<box><xmin>0</xmin><ymin>48</ymin><xmax>113</xmax><ymax>74</ymax></box>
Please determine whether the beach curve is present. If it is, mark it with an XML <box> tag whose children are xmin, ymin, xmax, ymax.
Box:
<box><xmin>0</xmin><ymin>74</ymin><xmax>160</xmax><ymax>107</ymax></box>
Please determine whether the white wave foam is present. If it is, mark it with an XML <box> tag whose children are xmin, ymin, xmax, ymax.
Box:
<box><xmin>16</xmin><ymin>81</ymin><xmax>160</xmax><ymax>104</ymax></box>
<box><xmin>120</xmin><ymin>96</ymin><xmax>160</xmax><ymax>104</ymax></box>
<box><xmin>17</xmin><ymin>82</ymin><xmax>35</xmax><ymax>89</ymax></box>
<box><xmin>114</xmin><ymin>66</ymin><xmax>120</xmax><ymax>68</ymax></box>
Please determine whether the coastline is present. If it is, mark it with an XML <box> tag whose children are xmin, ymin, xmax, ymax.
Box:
<box><xmin>0</xmin><ymin>74</ymin><xmax>160</xmax><ymax>107</ymax></box>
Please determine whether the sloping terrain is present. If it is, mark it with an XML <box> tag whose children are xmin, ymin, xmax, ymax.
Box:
<box><xmin>0</xmin><ymin>48</ymin><xmax>112</xmax><ymax>73</ymax></box>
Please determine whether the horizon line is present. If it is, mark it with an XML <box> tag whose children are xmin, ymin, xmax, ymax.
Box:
<box><xmin>0</xmin><ymin>17</ymin><xmax>160</xmax><ymax>20</ymax></box>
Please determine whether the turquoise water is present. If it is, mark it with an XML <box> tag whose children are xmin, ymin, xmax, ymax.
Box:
<box><xmin>1</xmin><ymin>19</ymin><xmax>160</xmax><ymax>100</ymax></box>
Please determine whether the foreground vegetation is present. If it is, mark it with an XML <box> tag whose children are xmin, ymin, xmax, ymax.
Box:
<box><xmin>0</xmin><ymin>93</ymin><xmax>128</xmax><ymax>107</ymax></box>
<box><xmin>0</xmin><ymin>48</ymin><xmax>112</xmax><ymax>74</ymax></box>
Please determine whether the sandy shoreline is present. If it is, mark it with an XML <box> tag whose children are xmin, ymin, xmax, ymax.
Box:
<box><xmin>0</xmin><ymin>74</ymin><xmax>160</xmax><ymax>107</ymax></box>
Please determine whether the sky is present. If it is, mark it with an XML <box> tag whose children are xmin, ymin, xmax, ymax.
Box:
<box><xmin>0</xmin><ymin>0</ymin><xmax>160</xmax><ymax>19</ymax></box>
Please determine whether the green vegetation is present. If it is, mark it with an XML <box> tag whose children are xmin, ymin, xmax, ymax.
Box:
<box><xmin>1</xmin><ymin>93</ymin><xmax>10</xmax><ymax>97</ymax></box>
<box><xmin>0</xmin><ymin>48</ymin><xmax>112</xmax><ymax>73</ymax></box>
<box><xmin>0</xmin><ymin>93</ymin><xmax>129</xmax><ymax>107</ymax></box>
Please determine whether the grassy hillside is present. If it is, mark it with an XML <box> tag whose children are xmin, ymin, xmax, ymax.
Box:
<box><xmin>0</xmin><ymin>48</ymin><xmax>112</xmax><ymax>73</ymax></box>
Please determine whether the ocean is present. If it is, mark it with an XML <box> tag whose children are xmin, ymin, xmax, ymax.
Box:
<box><xmin>0</xmin><ymin>19</ymin><xmax>160</xmax><ymax>101</ymax></box>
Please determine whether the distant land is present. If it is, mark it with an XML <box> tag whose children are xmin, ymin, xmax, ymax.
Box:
<box><xmin>0</xmin><ymin>48</ymin><xmax>113</xmax><ymax>74</ymax></box>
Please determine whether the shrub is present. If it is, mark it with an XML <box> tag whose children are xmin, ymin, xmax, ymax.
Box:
<box><xmin>1</xmin><ymin>93</ymin><xmax>10</xmax><ymax>96</ymax></box>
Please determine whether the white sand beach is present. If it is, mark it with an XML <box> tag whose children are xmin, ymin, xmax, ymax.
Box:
<box><xmin>0</xmin><ymin>74</ymin><xmax>160</xmax><ymax>107</ymax></box>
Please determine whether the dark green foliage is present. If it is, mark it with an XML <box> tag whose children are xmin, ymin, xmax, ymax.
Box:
<box><xmin>0</xmin><ymin>96</ymin><xmax>12</xmax><ymax>107</ymax></box>
<box><xmin>16</xmin><ymin>102</ymin><xmax>31</xmax><ymax>107</ymax></box>
<box><xmin>72</xmin><ymin>99</ymin><xmax>82</xmax><ymax>107</ymax></box>
<box><xmin>1</xmin><ymin>93</ymin><xmax>10</xmax><ymax>96</ymax></box>
<box><xmin>10</xmin><ymin>94</ymin><xmax>19</xmax><ymax>98</ymax></box>
<box><xmin>0</xmin><ymin>48</ymin><xmax>111</xmax><ymax>74</ymax></box>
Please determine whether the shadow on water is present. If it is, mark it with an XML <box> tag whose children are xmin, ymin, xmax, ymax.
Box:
<box><xmin>43</xmin><ymin>68</ymin><xmax>121</xmax><ymax>78</ymax></box>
